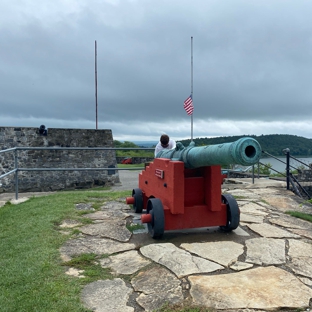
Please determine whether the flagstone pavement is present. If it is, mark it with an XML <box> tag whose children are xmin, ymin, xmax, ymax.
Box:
<box><xmin>2</xmin><ymin>173</ymin><xmax>312</xmax><ymax>311</ymax></box>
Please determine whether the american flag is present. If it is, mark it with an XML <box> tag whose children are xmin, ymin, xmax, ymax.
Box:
<box><xmin>183</xmin><ymin>95</ymin><xmax>194</xmax><ymax>115</ymax></box>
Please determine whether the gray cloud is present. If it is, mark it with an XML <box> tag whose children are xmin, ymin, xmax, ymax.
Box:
<box><xmin>1</xmin><ymin>0</ymin><xmax>312</xmax><ymax>141</ymax></box>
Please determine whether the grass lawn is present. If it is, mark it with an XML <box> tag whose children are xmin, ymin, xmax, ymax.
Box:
<box><xmin>0</xmin><ymin>189</ymin><xmax>129</xmax><ymax>312</ymax></box>
<box><xmin>0</xmin><ymin>188</ymin><xmax>214</xmax><ymax>312</ymax></box>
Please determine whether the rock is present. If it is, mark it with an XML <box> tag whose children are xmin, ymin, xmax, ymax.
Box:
<box><xmin>10</xmin><ymin>197</ymin><xmax>29</xmax><ymax>205</ymax></box>
<box><xmin>83</xmin><ymin>209</ymin><xmax>130</xmax><ymax>220</ymax></box>
<box><xmin>240</xmin><ymin>213</ymin><xmax>264</xmax><ymax>224</ymax></box>
<box><xmin>230</xmin><ymin>261</ymin><xmax>253</xmax><ymax>271</ymax></box>
<box><xmin>100</xmin><ymin>201</ymin><xmax>130</xmax><ymax>211</ymax></box>
<box><xmin>245</xmin><ymin>237</ymin><xmax>286</xmax><ymax>265</ymax></box>
<box><xmin>99</xmin><ymin>250</ymin><xmax>151</xmax><ymax>275</ymax></box>
<box><xmin>268</xmin><ymin>214</ymin><xmax>311</xmax><ymax>229</ymax></box>
<box><xmin>262</xmin><ymin>194</ymin><xmax>300</xmax><ymax>212</ymax></box>
<box><xmin>224</xmin><ymin>190</ymin><xmax>260</xmax><ymax>199</ymax></box>
<box><xmin>75</xmin><ymin>203</ymin><xmax>95</xmax><ymax>211</ymax></box>
<box><xmin>287</xmin><ymin>239</ymin><xmax>312</xmax><ymax>278</ymax></box>
<box><xmin>290</xmin><ymin>228</ymin><xmax>312</xmax><ymax>240</ymax></box>
<box><xmin>247</xmin><ymin>223</ymin><xmax>300</xmax><ymax>238</ymax></box>
<box><xmin>239</xmin><ymin>202</ymin><xmax>268</xmax><ymax>216</ymax></box>
<box><xmin>189</xmin><ymin>266</ymin><xmax>312</xmax><ymax>310</ymax></box>
<box><xmin>60</xmin><ymin>236</ymin><xmax>135</xmax><ymax>260</ymax></box>
<box><xmin>131</xmin><ymin>266</ymin><xmax>183</xmax><ymax>311</ymax></box>
<box><xmin>140</xmin><ymin>243</ymin><xmax>223</xmax><ymax>278</ymax></box>
<box><xmin>59</xmin><ymin>219</ymin><xmax>82</xmax><ymax>228</ymax></box>
<box><xmin>180</xmin><ymin>241</ymin><xmax>244</xmax><ymax>267</ymax></box>
<box><xmin>65</xmin><ymin>267</ymin><xmax>85</xmax><ymax>278</ymax></box>
<box><xmin>81</xmin><ymin>278</ymin><xmax>134</xmax><ymax>312</ymax></box>
<box><xmin>80</xmin><ymin>219</ymin><xmax>132</xmax><ymax>242</ymax></box>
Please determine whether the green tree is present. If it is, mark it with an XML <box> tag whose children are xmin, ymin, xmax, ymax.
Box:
<box><xmin>253</xmin><ymin>162</ymin><xmax>272</xmax><ymax>175</ymax></box>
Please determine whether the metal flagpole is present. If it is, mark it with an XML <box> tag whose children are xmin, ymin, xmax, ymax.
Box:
<box><xmin>191</xmin><ymin>36</ymin><xmax>193</xmax><ymax>142</ymax></box>
<box><xmin>95</xmin><ymin>40</ymin><xmax>98</xmax><ymax>130</ymax></box>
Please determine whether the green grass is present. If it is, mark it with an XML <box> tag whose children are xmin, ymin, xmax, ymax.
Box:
<box><xmin>62</xmin><ymin>253</ymin><xmax>112</xmax><ymax>284</ymax></box>
<box><xmin>0</xmin><ymin>188</ymin><xmax>217</xmax><ymax>312</ymax></box>
<box><xmin>285</xmin><ymin>210</ymin><xmax>312</xmax><ymax>222</ymax></box>
<box><xmin>117</xmin><ymin>163</ymin><xmax>145</xmax><ymax>168</ymax></box>
<box><xmin>0</xmin><ymin>189</ymin><xmax>130</xmax><ymax>312</ymax></box>
<box><xmin>116</xmin><ymin>150</ymin><xmax>154</xmax><ymax>158</ymax></box>
<box><xmin>126</xmin><ymin>223</ymin><xmax>146</xmax><ymax>232</ymax></box>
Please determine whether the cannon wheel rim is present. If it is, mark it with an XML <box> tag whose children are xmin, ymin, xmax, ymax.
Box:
<box><xmin>146</xmin><ymin>198</ymin><xmax>164</xmax><ymax>239</ymax></box>
<box><xmin>132</xmin><ymin>188</ymin><xmax>143</xmax><ymax>213</ymax></box>
<box><xmin>220</xmin><ymin>194</ymin><xmax>240</xmax><ymax>232</ymax></box>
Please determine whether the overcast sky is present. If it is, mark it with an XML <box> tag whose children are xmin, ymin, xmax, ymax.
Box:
<box><xmin>1</xmin><ymin>0</ymin><xmax>312</xmax><ymax>142</ymax></box>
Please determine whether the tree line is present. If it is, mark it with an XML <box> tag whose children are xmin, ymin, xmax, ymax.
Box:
<box><xmin>114</xmin><ymin>134</ymin><xmax>312</xmax><ymax>157</ymax></box>
<box><xmin>179</xmin><ymin>134</ymin><xmax>312</xmax><ymax>156</ymax></box>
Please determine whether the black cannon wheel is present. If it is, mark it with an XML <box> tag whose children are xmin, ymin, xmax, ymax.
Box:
<box><xmin>220</xmin><ymin>194</ymin><xmax>240</xmax><ymax>232</ymax></box>
<box><xmin>132</xmin><ymin>188</ymin><xmax>143</xmax><ymax>213</ymax></box>
<box><xmin>146</xmin><ymin>198</ymin><xmax>165</xmax><ymax>239</ymax></box>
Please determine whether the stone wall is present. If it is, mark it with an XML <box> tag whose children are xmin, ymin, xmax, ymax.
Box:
<box><xmin>297</xmin><ymin>169</ymin><xmax>312</xmax><ymax>181</ymax></box>
<box><xmin>0</xmin><ymin>127</ymin><xmax>119</xmax><ymax>192</ymax></box>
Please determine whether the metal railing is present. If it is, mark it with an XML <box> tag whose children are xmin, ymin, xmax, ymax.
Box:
<box><xmin>2</xmin><ymin>145</ymin><xmax>312</xmax><ymax>201</ymax></box>
<box><xmin>259</xmin><ymin>149</ymin><xmax>312</xmax><ymax>199</ymax></box>
<box><xmin>0</xmin><ymin>146</ymin><xmax>154</xmax><ymax>200</ymax></box>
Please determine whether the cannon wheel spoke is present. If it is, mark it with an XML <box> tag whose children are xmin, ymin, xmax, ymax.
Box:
<box><xmin>146</xmin><ymin>198</ymin><xmax>165</xmax><ymax>238</ymax></box>
<box><xmin>220</xmin><ymin>194</ymin><xmax>240</xmax><ymax>232</ymax></box>
<box><xmin>132</xmin><ymin>188</ymin><xmax>143</xmax><ymax>213</ymax></box>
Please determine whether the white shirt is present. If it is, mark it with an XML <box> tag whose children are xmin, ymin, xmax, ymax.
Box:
<box><xmin>154</xmin><ymin>139</ymin><xmax>176</xmax><ymax>157</ymax></box>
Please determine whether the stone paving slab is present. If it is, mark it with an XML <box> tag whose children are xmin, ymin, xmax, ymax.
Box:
<box><xmin>189</xmin><ymin>266</ymin><xmax>312</xmax><ymax>310</ymax></box>
<box><xmin>224</xmin><ymin>189</ymin><xmax>260</xmax><ymax>199</ymax></box>
<box><xmin>290</xmin><ymin>228</ymin><xmax>312</xmax><ymax>240</ymax></box>
<box><xmin>180</xmin><ymin>241</ymin><xmax>244</xmax><ymax>267</ymax></box>
<box><xmin>229</xmin><ymin>261</ymin><xmax>253</xmax><ymax>271</ymax></box>
<box><xmin>81</xmin><ymin>278</ymin><xmax>134</xmax><ymax>312</ymax></box>
<box><xmin>80</xmin><ymin>219</ymin><xmax>132</xmax><ymax>242</ymax></box>
<box><xmin>54</xmin><ymin>177</ymin><xmax>312</xmax><ymax>311</ymax></box>
<box><xmin>240</xmin><ymin>213</ymin><xmax>264</xmax><ymax>223</ymax></box>
<box><xmin>83</xmin><ymin>209</ymin><xmax>130</xmax><ymax>220</ymax></box>
<box><xmin>60</xmin><ymin>236</ymin><xmax>135</xmax><ymax>261</ymax></box>
<box><xmin>101</xmin><ymin>201</ymin><xmax>131</xmax><ymax>210</ymax></box>
<box><xmin>131</xmin><ymin>266</ymin><xmax>183</xmax><ymax>311</ymax></box>
<box><xmin>268</xmin><ymin>214</ymin><xmax>312</xmax><ymax>229</ymax></box>
<box><xmin>262</xmin><ymin>194</ymin><xmax>301</xmax><ymax>212</ymax></box>
<box><xmin>247</xmin><ymin>223</ymin><xmax>300</xmax><ymax>238</ymax></box>
<box><xmin>239</xmin><ymin>202</ymin><xmax>268</xmax><ymax>216</ymax></box>
<box><xmin>245</xmin><ymin>238</ymin><xmax>286</xmax><ymax>265</ymax></box>
<box><xmin>99</xmin><ymin>250</ymin><xmax>151</xmax><ymax>275</ymax></box>
<box><xmin>287</xmin><ymin>239</ymin><xmax>312</xmax><ymax>278</ymax></box>
<box><xmin>140</xmin><ymin>243</ymin><xmax>223</xmax><ymax>278</ymax></box>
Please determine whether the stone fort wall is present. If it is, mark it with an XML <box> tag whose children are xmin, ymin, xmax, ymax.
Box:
<box><xmin>0</xmin><ymin>127</ymin><xmax>119</xmax><ymax>192</ymax></box>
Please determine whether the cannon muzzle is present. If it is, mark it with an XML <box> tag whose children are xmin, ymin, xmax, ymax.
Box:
<box><xmin>155</xmin><ymin>137</ymin><xmax>261</xmax><ymax>168</ymax></box>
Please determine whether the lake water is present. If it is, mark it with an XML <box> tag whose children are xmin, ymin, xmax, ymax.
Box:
<box><xmin>259</xmin><ymin>157</ymin><xmax>312</xmax><ymax>173</ymax></box>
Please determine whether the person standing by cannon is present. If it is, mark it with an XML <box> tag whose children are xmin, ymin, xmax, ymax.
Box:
<box><xmin>154</xmin><ymin>134</ymin><xmax>176</xmax><ymax>157</ymax></box>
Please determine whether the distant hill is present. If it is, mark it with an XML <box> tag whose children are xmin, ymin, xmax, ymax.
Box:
<box><xmin>178</xmin><ymin>134</ymin><xmax>312</xmax><ymax>156</ymax></box>
<box><xmin>132</xmin><ymin>141</ymin><xmax>157</xmax><ymax>148</ymax></box>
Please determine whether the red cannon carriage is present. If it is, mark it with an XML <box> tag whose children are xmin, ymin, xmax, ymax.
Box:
<box><xmin>126</xmin><ymin>137</ymin><xmax>261</xmax><ymax>238</ymax></box>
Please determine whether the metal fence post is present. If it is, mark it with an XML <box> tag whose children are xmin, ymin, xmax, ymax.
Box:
<box><xmin>252</xmin><ymin>165</ymin><xmax>254</xmax><ymax>184</ymax></box>
<box><xmin>283</xmin><ymin>148</ymin><xmax>290</xmax><ymax>190</ymax></box>
<box><xmin>14</xmin><ymin>149</ymin><xmax>19</xmax><ymax>200</ymax></box>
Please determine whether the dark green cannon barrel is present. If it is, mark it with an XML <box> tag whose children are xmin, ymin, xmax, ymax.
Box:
<box><xmin>155</xmin><ymin>137</ymin><xmax>262</xmax><ymax>169</ymax></box>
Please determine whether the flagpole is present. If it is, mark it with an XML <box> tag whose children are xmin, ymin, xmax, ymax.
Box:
<box><xmin>95</xmin><ymin>40</ymin><xmax>98</xmax><ymax>130</ymax></box>
<box><xmin>191</xmin><ymin>36</ymin><xmax>193</xmax><ymax>142</ymax></box>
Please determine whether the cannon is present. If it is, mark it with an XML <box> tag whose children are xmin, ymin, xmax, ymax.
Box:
<box><xmin>126</xmin><ymin>137</ymin><xmax>262</xmax><ymax>238</ymax></box>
